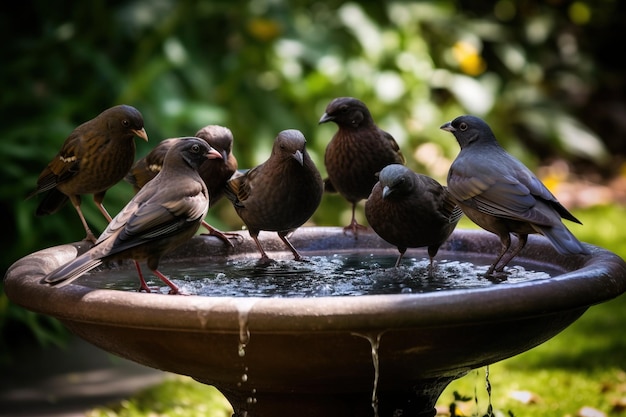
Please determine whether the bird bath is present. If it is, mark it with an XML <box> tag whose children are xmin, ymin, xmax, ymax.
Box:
<box><xmin>4</xmin><ymin>227</ymin><xmax>626</xmax><ymax>417</ymax></box>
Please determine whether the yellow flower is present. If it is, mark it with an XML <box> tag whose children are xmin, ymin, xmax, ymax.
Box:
<box><xmin>247</xmin><ymin>18</ymin><xmax>282</xmax><ymax>42</ymax></box>
<box><xmin>452</xmin><ymin>41</ymin><xmax>487</xmax><ymax>76</ymax></box>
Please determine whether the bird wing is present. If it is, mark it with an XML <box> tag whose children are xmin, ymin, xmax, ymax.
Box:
<box><xmin>97</xmin><ymin>179</ymin><xmax>207</xmax><ymax>254</ymax></box>
<box><xmin>380</xmin><ymin>129</ymin><xmax>406</xmax><ymax>164</ymax></box>
<box><xmin>28</xmin><ymin>132</ymin><xmax>84</xmax><ymax>195</ymax></box>
<box><xmin>224</xmin><ymin>167</ymin><xmax>258</xmax><ymax>208</ymax></box>
<box><xmin>448</xmin><ymin>164</ymin><xmax>557</xmax><ymax>227</ymax></box>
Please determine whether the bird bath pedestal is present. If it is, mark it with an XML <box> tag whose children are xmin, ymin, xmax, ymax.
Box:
<box><xmin>4</xmin><ymin>227</ymin><xmax>626</xmax><ymax>417</ymax></box>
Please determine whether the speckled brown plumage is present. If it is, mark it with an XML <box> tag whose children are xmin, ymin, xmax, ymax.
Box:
<box><xmin>225</xmin><ymin>129</ymin><xmax>323</xmax><ymax>262</ymax></box>
<box><xmin>125</xmin><ymin>125</ymin><xmax>239</xmax><ymax>245</ymax></box>
<box><xmin>28</xmin><ymin>105</ymin><xmax>148</xmax><ymax>242</ymax></box>
<box><xmin>42</xmin><ymin>137</ymin><xmax>223</xmax><ymax>295</ymax></box>
<box><xmin>319</xmin><ymin>97</ymin><xmax>405</xmax><ymax>236</ymax></box>
<box><xmin>365</xmin><ymin>164</ymin><xmax>462</xmax><ymax>270</ymax></box>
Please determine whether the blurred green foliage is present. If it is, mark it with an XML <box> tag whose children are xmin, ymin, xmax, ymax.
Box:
<box><xmin>2</xmin><ymin>1</ymin><xmax>625</xmax><ymax>353</ymax></box>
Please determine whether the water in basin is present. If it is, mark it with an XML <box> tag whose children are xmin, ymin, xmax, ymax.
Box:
<box><xmin>78</xmin><ymin>252</ymin><xmax>556</xmax><ymax>296</ymax></box>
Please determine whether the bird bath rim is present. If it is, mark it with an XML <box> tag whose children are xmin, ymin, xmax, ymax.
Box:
<box><xmin>4</xmin><ymin>227</ymin><xmax>626</xmax><ymax>417</ymax></box>
<box><xmin>4</xmin><ymin>227</ymin><xmax>624</xmax><ymax>333</ymax></box>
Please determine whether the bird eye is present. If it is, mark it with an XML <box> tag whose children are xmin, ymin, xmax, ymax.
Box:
<box><xmin>191</xmin><ymin>144</ymin><xmax>200</xmax><ymax>153</ymax></box>
<box><xmin>459</xmin><ymin>122</ymin><xmax>468</xmax><ymax>131</ymax></box>
<box><xmin>122</xmin><ymin>119</ymin><xmax>130</xmax><ymax>127</ymax></box>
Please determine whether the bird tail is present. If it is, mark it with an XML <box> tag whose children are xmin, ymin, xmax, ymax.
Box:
<box><xmin>33</xmin><ymin>189</ymin><xmax>69</xmax><ymax>216</ymax></box>
<box><xmin>41</xmin><ymin>252</ymin><xmax>103</xmax><ymax>287</ymax></box>
<box><xmin>533</xmin><ymin>223</ymin><xmax>589</xmax><ymax>255</ymax></box>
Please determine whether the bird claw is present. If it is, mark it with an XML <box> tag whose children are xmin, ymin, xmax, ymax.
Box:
<box><xmin>200</xmin><ymin>229</ymin><xmax>244</xmax><ymax>247</ymax></box>
<box><xmin>138</xmin><ymin>285</ymin><xmax>159</xmax><ymax>293</ymax></box>
<box><xmin>484</xmin><ymin>269</ymin><xmax>509</xmax><ymax>283</ymax></box>
<box><xmin>342</xmin><ymin>222</ymin><xmax>368</xmax><ymax>238</ymax></box>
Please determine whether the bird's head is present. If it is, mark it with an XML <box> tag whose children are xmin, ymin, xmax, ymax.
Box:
<box><xmin>318</xmin><ymin>97</ymin><xmax>372</xmax><ymax>129</ymax></box>
<box><xmin>106</xmin><ymin>104</ymin><xmax>149</xmax><ymax>142</ymax></box>
<box><xmin>167</xmin><ymin>137</ymin><xmax>223</xmax><ymax>170</ymax></box>
<box><xmin>273</xmin><ymin>129</ymin><xmax>307</xmax><ymax>165</ymax></box>
<box><xmin>378</xmin><ymin>164</ymin><xmax>412</xmax><ymax>199</ymax></box>
<box><xmin>440</xmin><ymin>115</ymin><xmax>495</xmax><ymax>149</ymax></box>
<box><xmin>195</xmin><ymin>125</ymin><xmax>234</xmax><ymax>163</ymax></box>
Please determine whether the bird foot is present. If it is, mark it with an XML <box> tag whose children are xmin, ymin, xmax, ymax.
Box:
<box><xmin>255</xmin><ymin>256</ymin><xmax>276</xmax><ymax>266</ymax></box>
<box><xmin>168</xmin><ymin>288</ymin><xmax>189</xmax><ymax>295</ymax></box>
<box><xmin>200</xmin><ymin>229</ymin><xmax>243</xmax><ymax>247</ymax></box>
<box><xmin>83</xmin><ymin>233</ymin><xmax>98</xmax><ymax>244</ymax></box>
<box><xmin>483</xmin><ymin>268</ymin><xmax>509</xmax><ymax>283</ymax></box>
<box><xmin>342</xmin><ymin>222</ymin><xmax>368</xmax><ymax>238</ymax></box>
<box><xmin>138</xmin><ymin>285</ymin><xmax>158</xmax><ymax>293</ymax></box>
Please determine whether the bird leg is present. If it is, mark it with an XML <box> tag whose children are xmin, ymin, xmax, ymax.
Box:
<box><xmin>93</xmin><ymin>192</ymin><xmax>113</xmax><ymax>222</ymax></box>
<box><xmin>494</xmin><ymin>234</ymin><xmax>528</xmax><ymax>273</ymax></box>
<box><xmin>200</xmin><ymin>220</ymin><xmax>241</xmax><ymax>247</ymax></box>
<box><xmin>278</xmin><ymin>232</ymin><xmax>305</xmax><ymax>261</ymax></box>
<box><xmin>133</xmin><ymin>261</ymin><xmax>155</xmax><ymax>293</ymax></box>
<box><xmin>69</xmin><ymin>196</ymin><xmax>98</xmax><ymax>243</ymax></box>
<box><xmin>343</xmin><ymin>203</ymin><xmax>368</xmax><ymax>237</ymax></box>
<box><xmin>486</xmin><ymin>234</ymin><xmax>512</xmax><ymax>277</ymax></box>
<box><xmin>394</xmin><ymin>248</ymin><xmax>407</xmax><ymax>268</ymax></box>
<box><xmin>251</xmin><ymin>234</ymin><xmax>273</xmax><ymax>264</ymax></box>
<box><xmin>152</xmin><ymin>269</ymin><xmax>184</xmax><ymax>295</ymax></box>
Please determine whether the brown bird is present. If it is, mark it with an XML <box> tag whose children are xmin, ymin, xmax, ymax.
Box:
<box><xmin>441</xmin><ymin>115</ymin><xmax>589</xmax><ymax>277</ymax></box>
<box><xmin>42</xmin><ymin>137</ymin><xmax>223</xmax><ymax>295</ymax></box>
<box><xmin>27</xmin><ymin>105</ymin><xmax>148</xmax><ymax>243</ymax></box>
<box><xmin>225</xmin><ymin>129</ymin><xmax>323</xmax><ymax>262</ymax></box>
<box><xmin>319</xmin><ymin>97</ymin><xmax>405</xmax><ymax>236</ymax></box>
<box><xmin>125</xmin><ymin>125</ymin><xmax>239</xmax><ymax>245</ymax></box>
<box><xmin>365</xmin><ymin>164</ymin><xmax>463</xmax><ymax>270</ymax></box>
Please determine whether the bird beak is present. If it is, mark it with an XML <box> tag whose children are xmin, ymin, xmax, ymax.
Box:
<box><xmin>206</xmin><ymin>147</ymin><xmax>224</xmax><ymax>160</ymax></box>
<box><xmin>292</xmin><ymin>149</ymin><xmax>304</xmax><ymax>165</ymax></box>
<box><xmin>318</xmin><ymin>112</ymin><xmax>333</xmax><ymax>124</ymax></box>
<box><xmin>133</xmin><ymin>127</ymin><xmax>149</xmax><ymax>142</ymax></box>
<box><xmin>220</xmin><ymin>149</ymin><xmax>228</xmax><ymax>164</ymax></box>
<box><xmin>440</xmin><ymin>121</ymin><xmax>455</xmax><ymax>132</ymax></box>
<box><xmin>382</xmin><ymin>185</ymin><xmax>392</xmax><ymax>199</ymax></box>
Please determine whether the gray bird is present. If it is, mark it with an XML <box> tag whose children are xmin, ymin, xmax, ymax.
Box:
<box><xmin>42</xmin><ymin>137</ymin><xmax>223</xmax><ymax>294</ymax></box>
<box><xmin>365</xmin><ymin>164</ymin><xmax>463</xmax><ymax>269</ymax></box>
<box><xmin>225</xmin><ymin>129</ymin><xmax>323</xmax><ymax>263</ymax></box>
<box><xmin>319</xmin><ymin>97</ymin><xmax>405</xmax><ymax>236</ymax></box>
<box><xmin>441</xmin><ymin>115</ymin><xmax>589</xmax><ymax>277</ymax></box>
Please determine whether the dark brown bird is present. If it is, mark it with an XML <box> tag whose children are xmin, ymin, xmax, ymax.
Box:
<box><xmin>365</xmin><ymin>164</ymin><xmax>463</xmax><ymax>269</ymax></box>
<box><xmin>27</xmin><ymin>105</ymin><xmax>148</xmax><ymax>243</ymax></box>
<box><xmin>441</xmin><ymin>115</ymin><xmax>589</xmax><ymax>277</ymax></box>
<box><xmin>42</xmin><ymin>137</ymin><xmax>223</xmax><ymax>295</ymax></box>
<box><xmin>319</xmin><ymin>97</ymin><xmax>405</xmax><ymax>236</ymax></box>
<box><xmin>125</xmin><ymin>125</ymin><xmax>239</xmax><ymax>245</ymax></box>
<box><xmin>225</xmin><ymin>129</ymin><xmax>323</xmax><ymax>262</ymax></box>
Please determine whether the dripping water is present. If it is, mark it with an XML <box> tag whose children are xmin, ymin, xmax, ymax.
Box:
<box><xmin>352</xmin><ymin>331</ymin><xmax>384</xmax><ymax>417</ymax></box>
<box><xmin>236</xmin><ymin>299</ymin><xmax>257</xmax><ymax>407</ymax></box>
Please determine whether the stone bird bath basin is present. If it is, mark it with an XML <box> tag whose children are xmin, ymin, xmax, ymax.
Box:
<box><xmin>4</xmin><ymin>227</ymin><xmax>626</xmax><ymax>417</ymax></box>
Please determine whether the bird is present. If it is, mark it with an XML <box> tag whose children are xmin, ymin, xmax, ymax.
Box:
<box><xmin>125</xmin><ymin>125</ymin><xmax>239</xmax><ymax>245</ymax></box>
<box><xmin>41</xmin><ymin>137</ymin><xmax>224</xmax><ymax>295</ymax></box>
<box><xmin>365</xmin><ymin>164</ymin><xmax>463</xmax><ymax>270</ymax></box>
<box><xmin>27</xmin><ymin>104</ymin><xmax>148</xmax><ymax>243</ymax></box>
<box><xmin>224</xmin><ymin>129</ymin><xmax>323</xmax><ymax>263</ymax></box>
<box><xmin>319</xmin><ymin>97</ymin><xmax>405</xmax><ymax>236</ymax></box>
<box><xmin>440</xmin><ymin>114</ymin><xmax>589</xmax><ymax>277</ymax></box>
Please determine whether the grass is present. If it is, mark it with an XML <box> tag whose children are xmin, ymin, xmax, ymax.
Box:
<box><xmin>87</xmin><ymin>205</ymin><xmax>626</xmax><ymax>417</ymax></box>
